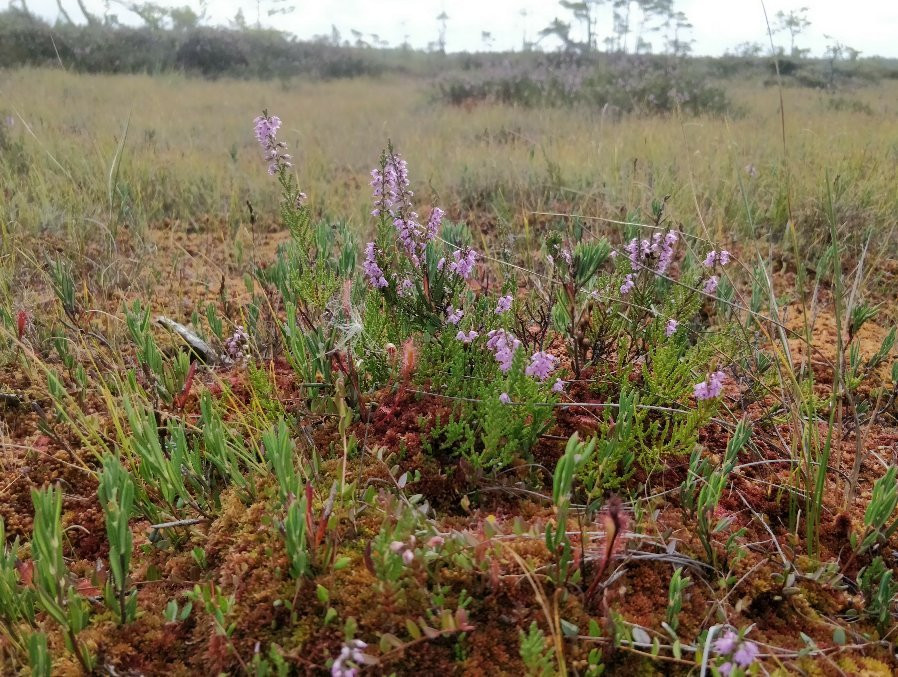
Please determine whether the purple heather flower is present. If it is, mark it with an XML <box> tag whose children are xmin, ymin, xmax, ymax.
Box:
<box><xmin>703</xmin><ymin>275</ymin><xmax>720</xmax><ymax>295</ymax></box>
<box><xmin>363</xmin><ymin>242</ymin><xmax>388</xmax><ymax>289</ymax></box>
<box><xmin>717</xmin><ymin>662</ymin><xmax>734</xmax><ymax>677</ymax></box>
<box><xmin>402</xmin><ymin>549</ymin><xmax>415</xmax><ymax>565</ymax></box>
<box><xmin>437</xmin><ymin>257</ymin><xmax>446</xmax><ymax>271</ymax></box>
<box><xmin>552</xmin><ymin>378</ymin><xmax>565</xmax><ymax>393</ymax></box>
<box><xmin>371</xmin><ymin>150</ymin><xmax>439</xmax><ymax>267</ymax></box>
<box><xmin>732</xmin><ymin>640</ymin><xmax>759</xmax><ymax>668</ymax></box>
<box><xmin>665</xmin><ymin>319</ymin><xmax>679</xmax><ymax>337</ymax></box>
<box><xmin>446</xmin><ymin>306</ymin><xmax>464</xmax><ymax>325</ymax></box>
<box><xmin>714</xmin><ymin>631</ymin><xmax>739</xmax><ymax>655</ymax></box>
<box><xmin>398</xmin><ymin>277</ymin><xmax>414</xmax><ymax>297</ymax></box>
<box><xmin>624</xmin><ymin>237</ymin><xmax>647</xmax><ymax>268</ymax></box>
<box><xmin>703</xmin><ymin>250</ymin><xmax>731</xmax><ymax>268</ymax></box>
<box><xmin>499</xmin><ymin>392</ymin><xmax>511</xmax><ymax>404</ymax></box>
<box><xmin>448</xmin><ymin>248</ymin><xmax>477</xmax><ymax>280</ymax></box>
<box><xmin>425</xmin><ymin>207</ymin><xmax>444</xmax><ymax>242</ymax></box>
<box><xmin>456</xmin><ymin>330</ymin><xmax>478</xmax><ymax>344</ymax></box>
<box><xmin>331</xmin><ymin>639</ymin><xmax>369</xmax><ymax>677</ymax></box>
<box><xmin>253</xmin><ymin>113</ymin><xmax>280</xmax><ymax>146</ymax></box>
<box><xmin>225</xmin><ymin>325</ymin><xmax>249</xmax><ymax>361</ymax></box>
<box><xmin>656</xmin><ymin>230</ymin><xmax>678</xmax><ymax>274</ymax></box>
<box><xmin>694</xmin><ymin>370</ymin><xmax>726</xmax><ymax>401</ymax></box>
<box><xmin>253</xmin><ymin>112</ymin><xmax>292</xmax><ymax>175</ymax></box>
<box><xmin>525</xmin><ymin>351</ymin><xmax>558</xmax><ymax>381</ymax></box>
<box><xmin>495</xmin><ymin>295</ymin><xmax>513</xmax><ymax>314</ymax></box>
<box><xmin>486</xmin><ymin>329</ymin><xmax>521</xmax><ymax>373</ymax></box>
<box><xmin>620</xmin><ymin>273</ymin><xmax>636</xmax><ymax>295</ymax></box>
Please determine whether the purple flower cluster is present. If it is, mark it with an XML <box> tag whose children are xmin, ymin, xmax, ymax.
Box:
<box><xmin>225</xmin><ymin>326</ymin><xmax>249</xmax><ymax>362</ymax></box>
<box><xmin>362</xmin><ymin>242</ymin><xmax>388</xmax><ymax>289</ymax></box>
<box><xmin>331</xmin><ymin>639</ymin><xmax>370</xmax><ymax>677</ymax></box>
<box><xmin>703</xmin><ymin>275</ymin><xmax>720</xmax><ymax>295</ymax></box>
<box><xmin>620</xmin><ymin>273</ymin><xmax>636</xmax><ymax>295</ymax></box>
<box><xmin>552</xmin><ymin>378</ymin><xmax>565</xmax><ymax>393</ymax></box>
<box><xmin>694</xmin><ymin>370</ymin><xmax>726</xmax><ymax>401</ymax></box>
<box><xmin>425</xmin><ymin>207</ymin><xmax>444</xmax><ymax>242</ymax></box>
<box><xmin>525</xmin><ymin>351</ymin><xmax>558</xmax><ymax>381</ymax></box>
<box><xmin>370</xmin><ymin>151</ymin><xmax>442</xmax><ymax>268</ymax></box>
<box><xmin>389</xmin><ymin>537</ymin><xmax>416</xmax><ymax>565</ymax></box>
<box><xmin>714</xmin><ymin>630</ymin><xmax>759</xmax><ymax>676</ymax></box>
<box><xmin>456</xmin><ymin>330</ymin><xmax>478</xmax><ymax>344</ymax></box>
<box><xmin>446</xmin><ymin>248</ymin><xmax>477</xmax><ymax>280</ymax></box>
<box><xmin>486</xmin><ymin>329</ymin><xmax>521</xmax><ymax>373</ymax></box>
<box><xmin>446</xmin><ymin>306</ymin><xmax>464</xmax><ymax>325</ymax></box>
<box><xmin>665</xmin><ymin>319</ymin><xmax>679</xmax><ymax>336</ymax></box>
<box><xmin>499</xmin><ymin>392</ymin><xmax>512</xmax><ymax>404</ymax></box>
<box><xmin>700</xmin><ymin>250</ymin><xmax>730</xmax><ymax>295</ymax></box>
<box><xmin>495</xmin><ymin>295</ymin><xmax>513</xmax><ymax>314</ymax></box>
<box><xmin>623</xmin><ymin>230</ymin><xmax>678</xmax><ymax>275</ymax></box>
<box><xmin>370</xmin><ymin>152</ymin><xmax>411</xmax><ymax>218</ymax></box>
<box><xmin>703</xmin><ymin>249</ymin><xmax>731</xmax><ymax>268</ymax></box>
<box><xmin>253</xmin><ymin>113</ymin><xmax>292</xmax><ymax>175</ymax></box>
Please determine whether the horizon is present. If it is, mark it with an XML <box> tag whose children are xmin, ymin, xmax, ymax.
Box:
<box><xmin>9</xmin><ymin>0</ymin><xmax>898</xmax><ymax>59</ymax></box>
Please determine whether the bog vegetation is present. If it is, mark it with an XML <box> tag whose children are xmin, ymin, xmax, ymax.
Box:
<box><xmin>2</xmin><ymin>3</ymin><xmax>898</xmax><ymax>675</ymax></box>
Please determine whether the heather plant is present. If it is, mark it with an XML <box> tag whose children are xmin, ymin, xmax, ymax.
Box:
<box><xmin>363</xmin><ymin>143</ymin><xmax>476</xmax><ymax>332</ymax></box>
<box><xmin>519</xmin><ymin>621</ymin><xmax>555</xmax><ymax>677</ymax></box>
<box><xmin>436</xmin><ymin>55</ymin><xmax>731</xmax><ymax>116</ymax></box>
<box><xmin>421</xmin><ymin>331</ymin><xmax>558</xmax><ymax>471</ymax></box>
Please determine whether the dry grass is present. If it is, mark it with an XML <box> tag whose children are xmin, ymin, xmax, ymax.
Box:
<box><xmin>2</xmin><ymin>68</ymin><xmax>897</xmax><ymax>247</ymax></box>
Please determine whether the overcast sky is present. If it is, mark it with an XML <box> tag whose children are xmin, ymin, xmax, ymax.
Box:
<box><xmin>12</xmin><ymin>1</ymin><xmax>898</xmax><ymax>58</ymax></box>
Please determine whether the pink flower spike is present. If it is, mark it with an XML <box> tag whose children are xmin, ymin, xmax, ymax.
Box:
<box><xmin>552</xmin><ymin>378</ymin><xmax>565</xmax><ymax>393</ymax></box>
<box><xmin>499</xmin><ymin>392</ymin><xmax>511</xmax><ymax>404</ymax></box>
<box><xmin>665</xmin><ymin>319</ymin><xmax>679</xmax><ymax>337</ymax></box>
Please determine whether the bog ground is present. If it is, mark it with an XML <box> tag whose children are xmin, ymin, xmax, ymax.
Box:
<box><xmin>1</xmin><ymin>63</ymin><xmax>898</xmax><ymax>676</ymax></box>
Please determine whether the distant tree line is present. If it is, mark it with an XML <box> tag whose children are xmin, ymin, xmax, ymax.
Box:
<box><xmin>0</xmin><ymin>5</ymin><xmax>388</xmax><ymax>79</ymax></box>
<box><xmin>0</xmin><ymin>1</ymin><xmax>892</xmax><ymax>84</ymax></box>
